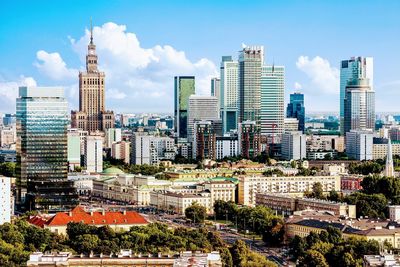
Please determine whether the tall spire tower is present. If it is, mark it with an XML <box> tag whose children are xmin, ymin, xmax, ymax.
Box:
<box><xmin>384</xmin><ymin>137</ymin><xmax>395</xmax><ymax>177</ymax></box>
<box><xmin>71</xmin><ymin>20</ymin><xmax>115</xmax><ymax>133</ymax></box>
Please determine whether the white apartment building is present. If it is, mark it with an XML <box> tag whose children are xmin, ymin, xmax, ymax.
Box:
<box><xmin>281</xmin><ymin>131</ymin><xmax>306</xmax><ymax>160</ymax></box>
<box><xmin>0</xmin><ymin>126</ymin><xmax>16</xmax><ymax>147</ymax></box>
<box><xmin>238</xmin><ymin>175</ymin><xmax>341</xmax><ymax>206</ymax></box>
<box><xmin>187</xmin><ymin>96</ymin><xmax>219</xmax><ymax>142</ymax></box>
<box><xmin>0</xmin><ymin>176</ymin><xmax>11</xmax><ymax>224</ymax></box>
<box><xmin>84</xmin><ymin>135</ymin><xmax>103</xmax><ymax>173</ymax></box>
<box><xmin>106</xmin><ymin>128</ymin><xmax>122</xmax><ymax>148</ymax></box>
<box><xmin>111</xmin><ymin>141</ymin><xmax>130</xmax><ymax>164</ymax></box>
<box><xmin>346</xmin><ymin>130</ymin><xmax>373</xmax><ymax>160</ymax></box>
<box><xmin>131</xmin><ymin>132</ymin><xmax>175</xmax><ymax>165</ymax></box>
<box><xmin>215</xmin><ymin>135</ymin><xmax>239</xmax><ymax>160</ymax></box>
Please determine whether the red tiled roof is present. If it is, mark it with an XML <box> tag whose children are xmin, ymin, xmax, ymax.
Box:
<box><xmin>28</xmin><ymin>215</ymin><xmax>51</xmax><ymax>228</ymax></box>
<box><xmin>45</xmin><ymin>206</ymin><xmax>148</xmax><ymax>226</ymax></box>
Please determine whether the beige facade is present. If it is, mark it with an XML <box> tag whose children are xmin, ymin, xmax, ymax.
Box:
<box><xmin>373</xmin><ymin>143</ymin><xmax>400</xmax><ymax>160</ymax></box>
<box><xmin>150</xmin><ymin>191</ymin><xmax>211</xmax><ymax>215</ymax></box>
<box><xmin>238</xmin><ymin>175</ymin><xmax>341</xmax><ymax>206</ymax></box>
<box><xmin>71</xmin><ymin>25</ymin><xmax>114</xmax><ymax>133</ymax></box>
<box><xmin>0</xmin><ymin>126</ymin><xmax>16</xmax><ymax>147</ymax></box>
<box><xmin>111</xmin><ymin>141</ymin><xmax>131</xmax><ymax>164</ymax></box>
<box><xmin>197</xmin><ymin>181</ymin><xmax>236</xmax><ymax>212</ymax></box>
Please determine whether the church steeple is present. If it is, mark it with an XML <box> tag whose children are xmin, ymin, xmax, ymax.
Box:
<box><xmin>384</xmin><ymin>137</ymin><xmax>395</xmax><ymax>177</ymax></box>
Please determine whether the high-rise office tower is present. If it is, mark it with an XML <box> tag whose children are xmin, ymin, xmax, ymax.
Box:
<box><xmin>211</xmin><ymin>77</ymin><xmax>220</xmax><ymax>99</ymax></box>
<box><xmin>286</xmin><ymin>92</ymin><xmax>305</xmax><ymax>132</ymax></box>
<box><xmin>238</xmin><ymin>121</ymin><xmax>261</xmax><ymax>159</ymax></box>
<box><xmin>193</xmin><ymin>121</ymin><xmax>216</xmax><ymax>160</ymax></box>
<box><xmin>238</xmin><ymin>46</ymin><xmax>264</xmax><ymax>126</ymax></box>
<box><xmin>220</xmin><ymin>56</ymin><xmax>239</xmax><ymax>133</ymax></box>
<box><xmin>260</xmin><ymin>65</ymin><xmax>285</xmax><ymax>136</ymax></box>
<box><xmin>343</xmin><ymin>77</ymin><xmax>375</xmax><ymax>135</ymax></box>
<box><xmin>187</xmin><ymin>95</ymin><xmax>219</xmax><ymax>142</ymax></box>
<box><xmin>174</xmin><ymin>76</ymin><xmax>195</xmax><ymax>140</ymax></box>
<box><xmin>16</xmin><ymin>86</ymin><xmax>77</xmax><ymax>211</ymax></box>
<box><xmin>340</xmin><ymin>57</ymin><xmax>373</xmax><ymax>135</ymax></box>
<box><xmin>281</xmin><ymin>131</ymin><xmax>306</xmax><ymax>160</ymax></box>
<box><xmin>71</xmin><ymin>22</ymin><xmax>115</xmax><ymax>133</ymax></box>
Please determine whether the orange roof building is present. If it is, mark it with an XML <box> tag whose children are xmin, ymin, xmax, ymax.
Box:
<box><xmin>29</xmin><ymin>206</ymin><xmax>148</xmax><ymax>235</ymax></box>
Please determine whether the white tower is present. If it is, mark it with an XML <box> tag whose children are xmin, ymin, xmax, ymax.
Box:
<box><xmin>384</xmin><ymin>138</ymin><xmax>395</xmax><ymax>177</ymax></box>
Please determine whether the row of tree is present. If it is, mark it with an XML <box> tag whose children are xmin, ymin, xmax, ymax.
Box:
<box><xmin>213</xmin><ymin>200</ymin><xmax>285</xmax><ymax>246</ymax></box>
<box><xmin>0</xmin><ymin>218</ymin><xmax>276</xmax><ymax>267</ymax></box>
<box><xmin>289</xmin><ymin>226</ymin><xmax>380</xmax><ymax>267</ymax></box>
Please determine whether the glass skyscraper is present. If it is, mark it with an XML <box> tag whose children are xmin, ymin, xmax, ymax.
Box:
<box><xmin>340</xmin><ymin>57</ymin><xmax>373</xmax><ymax>135</ymax></box>
<box><xmin>286</xmin><ymin>92</ymin><xmax>305</xmax><ymax>132</ymax></box>
<box><xmin>238</xmin><ymin>46</ymin><xmax>264</xmax><ymax>126</ymax></box>
<box><xmin>260</xmin><ymin>65</ymin><xmax>285</xmax><ymax>136</ymax></box>
<box><xmin>220</xmin><ymin>56</ymin><xmax>239</xmax><ymax>133</ymax></box>
<box><xmin>16</xmin><ymin>86</ymin><xmax>77</xmax><ymax>211</ymax></box>
<box><xmin>174</xmin><ymin>76</ymin><xmax>195</xmax><ymax>140</ymax></box>
<box><xmin>344</xmin><ymin>78</ymin><xmax>375</xmax><ymax>135</ymax></box>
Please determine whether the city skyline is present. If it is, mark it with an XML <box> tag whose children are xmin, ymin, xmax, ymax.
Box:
<box><xmin>1</xmin><ymin>1</ymin><xmax>400</xmax><ymax>114</ymax></box>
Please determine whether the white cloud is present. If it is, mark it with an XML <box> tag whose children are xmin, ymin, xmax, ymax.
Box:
<box><xmin>68</xmin><ymin>22</ymin><xmax>218</xmax><ymax>111</ymax></box>
<box><xmin>0</xmin><ymin>76</ymin><xmax>37</xmax><ymax>112</ymax></box>
<box><xmin>294</xmin><ymin>82</ymin><xmax>302</xmax><ymax>90</ymax></box>
<box><xmin>34</xmin><ymin>50</ymin><xmax>78</xmax><ymax>81</ymax></box>
<box><xmin>296</xmin><ymin>56</ymin><xmax>339</xmax><ymax>95</ymax></box>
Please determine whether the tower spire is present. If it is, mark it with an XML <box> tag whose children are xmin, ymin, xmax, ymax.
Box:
<box><xmin>90</xmin><ymin>17</ymin><xmax>93</xmax><ymax>44</ymax></box>
<box><xmin>384</xmin><ymin>137</ymin><xmax>395</xmax><ymax>177</ymax></box>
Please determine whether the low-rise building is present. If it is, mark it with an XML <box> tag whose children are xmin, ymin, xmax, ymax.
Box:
<box><xmin>363</xmin><ymin>254</ymin><xmax>400</xmax><ymax>267</ymax></box>
<box><xmin>238</xmin><ymin>175</ymin><xmax>340</xmax><ymax>206</ymax></box>
<box><xmin>150</xmin><ymin>191</ymin><xmax>212</xmax><ymax>214</ymax></box>
<box><xmin>67</xmin><ymin>172</ymin><xmax>100</xmax><ymax>195</ymax></box>
<box><xmin>255</xmin><ymin>193</ymin><xmax>356</xmax><ymax>218</ymax></box>
<box><xmin>341</xmin><ymin>176</ymin><xmax>363</xmax><ymax>192</ymax></box>
<box><xmin>28</xmin><ymin>206</ymin><xmax>147</xmax><ymax>235</ymax></box>
<box><xmin>27</xmin><ymin>250</ymin><xmax>222</xmax><ymax>267</ymax></box>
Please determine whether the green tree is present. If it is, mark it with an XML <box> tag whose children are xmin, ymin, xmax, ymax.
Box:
<box><xmin>185</xmin><ymin>203</ymin><xmax>207</xmax><ymax>223</ymax></box>
<box><xmin>298</xmin><ymin>249</ymin><xmax>329</xmax><ymax>267</ymax></box>
<box><xmin>345</xmin><ymin>192</ymin><xmax>388</xmax><ymax>218</ymax></box>
<box><xmin>0</xmin><ymin>162</ymin><xmax>16</xmax><ymax>177</ymax></box>
<box><xmin>73</xmin><ymin>234</ymin><xmax>100</xmax><ymax>253</ymax></box>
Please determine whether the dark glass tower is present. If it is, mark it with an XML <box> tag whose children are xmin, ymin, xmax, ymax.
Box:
<box><xmin>286</xmin><ymin>92</ymin><xmax>305</xmax><ymax>133</ymax></box>
<box><xmin>174</xmin><ymin>76</ymin><xmax>195</xmax><ymax>140</ymax></box>
<box><xmin>16</xmin><ymin>86</ymin><xmax>77</xmax><ymax>211</ymax></box>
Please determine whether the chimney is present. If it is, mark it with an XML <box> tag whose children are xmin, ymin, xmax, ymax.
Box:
<box><xmin>69</xmin><ymin>211</ymin><xmax>72</xmax><ymax>217</ymax></box>
<box><xmin>123</xmin><ymin>210</ymin><xmax>126</xmax><ymax>215</ymax></box>
<box><xmin>102</xmin><ymin>210</ymin><xmax>106</xmax><ymax>216</ymax></box>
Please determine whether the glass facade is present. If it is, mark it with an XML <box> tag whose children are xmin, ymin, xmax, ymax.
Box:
<box><xmin>16</xmin><ymin>86</ymin><xmax>77</xmax><ymax>211</ymax></box>
<box><xmin>238</xmin><ymin>46</ymin><xmax>263</xmax><ymax>126</ymax></box>
<box><xmin>260</xmin><ymin>65</ymin><xmax>285</xmax><ymax>136</ymax></box>
<box><xmin>220</xmin><ymin>56</ymin><xmax>239</xmax><ymax>133</ymax></box>
<box><xmin>174</xmin><ymin>76</ymin><xmax>195</xmax><ymax>139</ymax></box>
<box><xmin>286</xmin><ymin>92</ymin><xmax>305</xmax><ymax>132</ymax></box>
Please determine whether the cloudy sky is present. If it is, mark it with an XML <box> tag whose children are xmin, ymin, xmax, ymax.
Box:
<box><xmin>1</xmin><ymin>0</ymin><xmax>400</xmax><ymax>114</ymax></box>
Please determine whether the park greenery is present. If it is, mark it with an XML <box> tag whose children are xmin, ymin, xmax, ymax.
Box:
<box><xmin>103</xmin><ymin>157</ymin><xmax>164</xmax><ymax>175</ymax></box>
<box><xmin>289</xmin><ymin>226</ymin><xmax>379</xmax><ymax>267</ymax></box>
<box><xmin>213</xmin><ymin>200</ymin><xmax>285</xmax><ymax>246</ymax></box>
<box><xmin>0</xmin><ymin>162</ymin><xmax>16</xmax><ymax>177</ymax></box>
<box><xmin>0</xmin><ymin>217</ymin><xmax>276</xmax><ymax>267</ymax></box>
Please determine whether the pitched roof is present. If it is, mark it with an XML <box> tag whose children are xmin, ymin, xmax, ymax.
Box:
<box><xmin>28</xmin><ymin>215</ymin><xmax>51</xmax><ymax>228</ymax></box>
<box><xmin>45</xmin><ymin>206</ymin><xmax>148</xmax><ymax>226</ymax></box>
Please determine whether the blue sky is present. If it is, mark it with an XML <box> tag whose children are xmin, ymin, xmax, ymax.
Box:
<box><xmin>1</xmin><ymin>0</ymin><xmax>400</xmax><ymax>113</ymax></box>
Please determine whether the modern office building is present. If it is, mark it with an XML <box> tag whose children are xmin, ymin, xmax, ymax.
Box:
<box><xmin>131</xmin><ymin>132</ymin><xmax>175</xmax><ymax>165</ymax></box>
<box><xmin>346</xmin><ymin>130</ymin><xmax>373</xmax><ymax>160</ymax></box>
<box><xmin>67</xmin><ymin>129</ymin><xmax>81</xmax><ymax>171</ymax></box>
<box><xmin>220</xmin><ymin>56</ymin><xmax>239</xmax><ymax>133</ymax></box>
<box><xmin>260</xmin><ymin>65</ymin><xmax>285</xmax><ymax>136</ymax></box>
<box><xmin>16</xmin><ymin>86</ymin><xmax>77</xmax><ymax>211</ymax></box>
<box><xmin>84</xmin><ymin>135</ymin><xmax>103</xmax><ymax>173</ymax></box>
<box><xmin>0</xmin><ymin>176</ymin><xmax>11</xmax><ymax>224</ymax></box>
<box><xmin>286</xmin><ymin>92</ymin><xmax>305</xmax><ymax>132</ymax></box>
<box><xmin>238</xmin><ymin>121</ymin><xmax>261</xmax><ymax>159</ymax></box>
<box><xmin>340</xmin><ymin>57</ymin><xmax>373</xmax><ymax>135</ymax></box>
<box><xmin>238</xmin><ymin>46</ymin><xmax>264</xmax><ymax>126</ymax></box>
<box><xmin>343</xmin><ymin>77</ymin><xmax>375</xmax><ymax>135</ymax></box>
<box><xmin>210</xmin><ymin>77</ymin><xmax>220</xmax><ymax>101</ymax></box>
<box><xmin>187</xmin><ymin>95</ymin><xmax>219</xmax><ymax>142</ymax></box>
<box><xmin>3</xmin><ymin>113</ymin><xmax>16</xmax><ymax>126</ymax></box>
<box><xmin>281</xmin><ymin>131</ymin><xmax>306</xmax><ymax>160</ymax></box>
<box><xmin>105</xmin><ymin>128</ymin><xmax>122</xmax><ymax>148</ymax></box>
<box><xmin>284</xmin><ymin>118</ymin><xmax>300</xmax><ymax>132</ymax></box>
<box><xmin>71</xmin><ymin>23</ymin><xmax>115</xmax><ymax>133</ymax></box>
<box><xmin>174</xmin><ymin>76</ymin><xmax>195</xmax><ymax>140</ymax></box>
<box><xmin>193</xmin><ymin>121</ymin><xmax>216</xmax><ymax>160</ymax></box>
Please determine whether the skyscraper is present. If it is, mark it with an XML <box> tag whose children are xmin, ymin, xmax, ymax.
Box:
<box><xmin>211</xmin><ymin>77</ymin><xmax>220</xmax><ymax>99</ymax></box>
<box><xmin>286</xmin><ymin>92</ymin><xmax>305</xmax><ymax>132</ymax></box>
<box><xmin>16</xmin><ymin>86</ymin><xmax>77</xmax><ymax>211</ymax></box>
<box><xmin>340</xmin><ymin>57</ymin><xmax>373</xmax><ymax>135</ymax></box>
<box><xmin>343</xmin><ymin>77</ymin><xmax>375</xmax><ymax>135</ymax></box>
<box><xmin>260</xmin><ymin>65</ymin><xmax>285</xmax><ymax>136</ymax></box>
<box><xmin>238</xmin><ymin>46</ymin><xmax>264</xmax><ymax>126</ymax></box>
<box><xmin>71</xmin><ymin>22</ymin><xmax>115</xmax><ymax>133</ymax></box>
<box><xmin>187</xmin><ymin>95</ymin><xmax>219</xmax><ymax>142</ymax></box>
<box><xmin>174</xmin><ymin>76</ymin><xmax>195</xmax><ymax>140</ymax></box>
<box><xmin>220</xmin><ymin>56</ymin><xmax>239</xmax><ymax>133</ymax></box>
